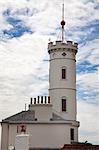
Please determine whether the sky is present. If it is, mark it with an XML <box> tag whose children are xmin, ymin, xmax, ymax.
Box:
<box><xmin>0</xmin><ymin>0</ymin><xmax>99</xmax><ymax>147</ymax></box>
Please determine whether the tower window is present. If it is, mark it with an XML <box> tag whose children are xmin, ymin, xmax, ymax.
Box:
<box><xmin>70</xmin><ymin>128</ymin><xmax>74</xmax><ymax>140</ymax></box>
<box><xmin>62</xmin><ymin>68</ymin><xmax>66</xmax><ymax>79</ymax></box>
<box><xmin>62</xmin><ymin>99</ymin><xmax>66</xmax><ymax>111</ymax></box>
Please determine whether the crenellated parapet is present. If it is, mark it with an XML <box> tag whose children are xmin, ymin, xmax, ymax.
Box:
<box><xmin>48</xmin><ymin>41</ymin><xmax>78</xmax><ymax>54</ymax></box>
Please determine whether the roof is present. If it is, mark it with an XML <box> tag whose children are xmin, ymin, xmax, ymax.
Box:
<box><xmin>2</xmin><ymin>110</ymin><xmax>35</xmax><ymax>122</ymax></box>
<box><xmin>1</xmin><ymin>110</ymin><xmax>65</xmax><ymax>123</ymax></box>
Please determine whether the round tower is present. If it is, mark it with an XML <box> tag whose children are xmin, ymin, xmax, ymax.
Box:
<box><xmin>48</xmin><ymin>1</ymin><xmax>78</xmax><ymax>122</ymax></box>
<box><xmin>48</xmin><ymin>41</ymin><xmax>78</xmax><ymax>121</ymax></box>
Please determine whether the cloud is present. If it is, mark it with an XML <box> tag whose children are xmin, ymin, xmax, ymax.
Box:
<box><xmin>1</xmin><ymin>7</ymin><xmax>33</xmax><ymax>39</ymax></box>
<box><xmin>77</xmin><ymin>70</ymin><xmax>99</xmax><ymax>104</ymax></box>
<box><xmin>77</xmin><ymin>100</ymin><xmax>99</xmax><ymax>144</ymax></box>
<box><xmin>2</xmin><ymin>17</ymin><xmax>32</xmax><ymax>38</ymax></box>
<box><xmin>77</xmin><ymin>60</ymin><xmax>99</xmax><ymax>74</ymax></box>
<box><xmin>77</xmin><ymin>38</ymin><xmax>99</xmax><ymax>64</ymax></box>
<box><xmin>0</xmin><ymin>32</ymin><xmax>49</xmax><ymax>122</ymax></box>
<box><xmin>0</xmin><ymin>0</ymin><xmax>99</xmax><ymax>39</ymax></box>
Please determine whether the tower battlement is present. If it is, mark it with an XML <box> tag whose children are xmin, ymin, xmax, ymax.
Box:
<box><xmin>48</xmin><ymin>41</ymin><xmax>78</xmax><ymax>54</ymax></box>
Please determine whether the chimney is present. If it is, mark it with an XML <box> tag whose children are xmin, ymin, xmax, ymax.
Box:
<box><xmin>34</xmin><ymin>98</ymin><xmax>36</xmax><ymax>104</ymax></box>
<box><xmin>45</xmin><ymin>96</ymin><xmax>47</xmax><ymax>104</ymax></box>
<box><xmin>48</xmin><ymin>96</ymin><xmax>50</xmax><ymax>103</ymax></box>
<box><xmin>41</xmin><ymin>96</ymin><xmax>43</xmax><ymax>104</ymax></box>
<box><xmin>38</xmin><ymin>96</ymin><xmax>40</xmax><ymax>104</ymax></box>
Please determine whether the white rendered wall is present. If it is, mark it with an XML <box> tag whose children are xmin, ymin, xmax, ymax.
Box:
<box><xmin>15</xmin><ymin>134</ymin><xmax>29</xmax><ymax>150</ymax></box>
<box><xmin>8</xmin><ymin>124</ymin><xmax>17</xmax><ymax>148</ymax></box>
<box><xmin>1</xmin><ymin>124</ymin><xmax>9</xmax><ymax>150</ymax></box>
<box><xmin>27</xmin><ymin>124</ymin><xmax>76</xmax><ymax>148</ymax></box>
<box><xmin>2</xmin><ymin>123</ymin><xmax>78</xmax><ymax>149</ymax></box>
<box><xmin>29</xmin><ymin>104</ymin><xmax>52</xmax><ymax>121</ymax></box>
<box><xmin>51</xmin><ymin>89</ymin><xmax>76</xmax><ymax>120</ymax></box>
<box><xmin>48</xmin><ymin>41</ymin><xmax>77</xmax><ymax>120</ymax></box>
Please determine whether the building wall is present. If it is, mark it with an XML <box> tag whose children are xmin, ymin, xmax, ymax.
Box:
<box><xmin>1</xmin><ymin>123</ymin><xmax>9</xmax><ymax>150</ymax></box>
<box><xmin>27</xmin><ymin>124</ymin><xmax>72</xmax><ymax>148</ymax></box>
<box><xmin>1</xmin><ymin>123</ymin><xmax>78</xmax><ymax>149</ymax></box>
<box><xmin>49</xmin><ymin>54</ymin><xmax>76</xmax><ymax>88</ymax></box>
<box><xmin>30</xmin><ymin>104</ymin><xmax>52</xmax><ymax>121</ymax></box>
<box><xmin>51</xmin><ymin>89</ymin><xmax>76</xmax><ymax>120</ymax></box>
<box><xmin>8</xmin><ymin>124</ymin><xmax>17</xmax><ymax>147</ymax></box>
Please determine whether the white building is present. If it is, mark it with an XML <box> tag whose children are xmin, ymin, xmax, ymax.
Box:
<box><xmin>1</xmin><ymin>4</ymin><xmax>79</xmax><ymax>150</ymax></box>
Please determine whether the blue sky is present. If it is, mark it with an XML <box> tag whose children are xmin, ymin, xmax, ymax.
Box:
<box><xmin>0</xmin><ymin>0</ymin><xmax>99</xmax><ymax>147</ymax></box>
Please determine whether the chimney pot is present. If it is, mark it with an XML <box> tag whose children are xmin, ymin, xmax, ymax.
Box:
<box><xmin>38</xmin><ymin>96</ymin><xmax>39</xmax><ymax>104</ymax></box>
<box><xmin>48</xmin><ymin>96</ymin><xmax>50</xmax><ymax>103</ymax></box>
<box><xmin>41</xmin><ymin>96</ymin><xmax>43</xmax><ymax>104</ymax></box>
<box><xmin>45</xmin><ymin>96</ymin><xmax>47</xmax><ymax>104</ymax></box>
<box><xmin>34</xmin><ymin>98</ymin><xmax>36</xmax><ymax>104</ymax></box>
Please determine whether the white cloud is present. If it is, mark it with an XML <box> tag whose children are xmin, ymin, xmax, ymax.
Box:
<box><xmin>77</xmin><ymin>39</ymin><xmax>99</xmax><ymax>64</ymax></box>
<box><xmin>0</xmin><ymin>32</ymin><xmax>49</xmax><ymax>125</ymax></box>
<box><xmin>77</xmin><ymin>100</ymin><xmax>99</xmax><ymax>144</ymax></box>
<box><xmin>77</xmin><ymin>71</ymin><xmax>99</xmax><ymax>91</ymax></box>
<box><xmin>0</xmin><ymin>0</ymin><xmax>99</xmax><ymax>34</ymax></box>
<box><xmin>0</xmin><ymin>33</ymin><xmax>48</xmax><ymax>76</ymax></box>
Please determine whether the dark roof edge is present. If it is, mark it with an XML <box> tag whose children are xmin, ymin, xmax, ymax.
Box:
<box><xmin>0</xmin><ymin>120</ymin><xmax>79</xmax><ymax>125</ymax></box>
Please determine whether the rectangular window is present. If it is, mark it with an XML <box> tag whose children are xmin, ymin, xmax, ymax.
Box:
<box><xmin>62</xmin><ymin>99</ymin><xmax>66</xmax><ymax>111</ymax></box>
<box><xmin>70</xmin><ymin>128</ymin><xmax>74</xmax><ymax>140</ymax></box>
<box><xmin>62</xmin><ymin>68</ymin><xmax>66</xmax><ymax>79</ymax></box>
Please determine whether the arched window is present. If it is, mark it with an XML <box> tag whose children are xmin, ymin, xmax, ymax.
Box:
<box><xmin>62</xmin><ymin>97</ymin><xmax>66</xmax><ymax>111</ymax></box>
<box><xmin>62</xmin><ymin>66</ymin><xmax>66</xmax><ymax>79</ymax></box>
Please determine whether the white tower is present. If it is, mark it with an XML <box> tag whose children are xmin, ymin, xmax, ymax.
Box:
<box><xmin>48</xmin><ymin>40</ymin><xmax>78</xmax><ymax>120</ymax></box>
<box><xmin>48</xmin><ymin>3</ymin><xmax>78</xmax><ymax>121</ymax></box>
